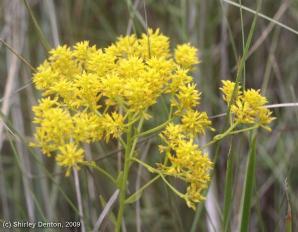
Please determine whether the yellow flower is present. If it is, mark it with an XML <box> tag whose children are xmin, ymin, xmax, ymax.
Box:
<box><xmin>33</xmin><ymin>61</ymin><xmax>60</xmax><ymax>92</ymax></box>
<box><xmin>73</xmin><ymin>112</ymin><xmax>103</xmax><ymax>143</ymax></box>
<box><xmin>72</xmin><ymin>41</ymin><xmax>98</xmax><ymax>70</ymax></box>
<box><xmin>159</xmin><ymin>120</ymin><xmax>213</xmax><ymax>209</ymax></box>
<box><xmin>32</xmin><ymin>107</ymin><xmax>73</xmax><ymax>156</ymax></box>
<box><xmin>168</xmin><ymin>67</ymin><xmax>192</xmax><ymax>93</ymax></box>
<box><xmin>242</xmin><ymin>89</ymin><xmax>267</xmax><ymax>107</ymax></box>
<box><xmin>32</xmin><ymin>28</ymin><xmax>214</xmax><ymax>196</ymax></box>
<box><xmin>124</xmin><ymin>78</ymin><xmax>158</xmax><ymax>112</ymax></box>
<box><xmin>32</xmin><ymin>97</ymin><xmax>59</xmax><ymax>123</ymax></box>
<box><xmin>231</xmin><ymin>100</ymin><xmax>254</xmax><ymax>124</ymax></box>
<box><xmin>138</xmin><ymin>28</ymin><xmax>170</xmax><ymax>58</ymax></box>
<box><xmin>258</xmin><ymin>107</ymin><xmax>274</xmax><ymax>126</ymax></box>
<box><xmin>106</xmin><ymin>34</ymin><xmax>138</xmax><ymax>58</ymax></box>
<box><xmin>56</xmin><ymin>143</ymin><xmax>85</xmax><ymax>176</ymax></box>
<box><xmin>159</xmin><ymin>123</ymin><xmax>185</xmax><ymax>150</ymax></box>
<box><xmin>231</xmin><ymin>89</ymin><xmax>274</xmax><ymax>126</ymax></box>
<box><xmin>221</xmin><ymin>81</ymin><xmax>274</xmax><ymax>127</ymax></box>
<box><xmin>48</xmin><ymin>45</ymin><xmax>80</xmax><ymax>80</ymax></box>
<box><xmin>172</xmin><ymin>83</ymin><xmax>201</xmax><ymax>112</ymax></box>
<box><xmin>48</xmin><ymin>80</ymin><xmax>78</xmax><ymax>108</ymax></box>
<box><xmin>146</xmin><ymin>56</ymin><xmax>175</xmax><ymax>82</ymax></box>
<box><xmin>102</xmin><ymin>112</ymin><xmax>125</xmax><ymax>142</ymax></box>
<box><xmin>181</xmin><ymin>110</ymin><xmax>212</xmax><ymax>136</ymax></box>
<box><xmin>220</xmin><ymin>80</ymin><xmax>241</xmax><ymax>104</ymax></box>
<box><xmin>87</xmin><ymin>49</ymin><xmax>116</xmax><ymax>76</ymax></box>
<box><xmin>159</xmin><ymin>136</ymin><xmax>213</xmax><ymax>209</ymax></box>
<box><xmin>175</xmin><ymin>43</ymin><xmax>199</xmax><ymax>70</ymax></box>
<box><xmin>74</xmin><ymin>72</ymin><xmax>102</xmax><ymax>110</ymax></box>
<box><xmin>101</xmin><ymin>74</ymin><xmax>125</xmax><ymax>106</ymax></box>
<box><xmin>117</xmin><ymin>56</ymin><xmax>145</xmax><ymax>79</ymax></box>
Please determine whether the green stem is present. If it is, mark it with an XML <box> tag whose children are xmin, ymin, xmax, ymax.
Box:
<box><xmin>87</xmin><ymin>163</ymin><xmax>116</xmax><ymax>184</ymax></box>
<box><xmin>118</xmin><ymin>137</ymin><xmax>127</xmax><ymax>149</ymax></box>
<box><xmin>239</xmin><ymin>132</ymin><xmax>257</xmax><ymax>232</ymax></box>
<box><xmin>23</xmin><ymin>0</ymin><xmax>51</xmax><ymax>51</ymax></box>
<box><xmin>125</xmin><ymin>175</ymin><xmax>160</xmax><ymax>204</ymax></box>
<box><xmin>285</xmin><ymin>179</ymin><xmax>292</xmax><ymax>232</ymax></box>
<box><xmin>115</xmin><ymin>115</ymin><xmax>145</xmax><ymax>232</ymax></box>
<box><xmin>103</xmin><ymin>105</ymin><xmax>110</xmax><ymax>114</ymax></box>
<box><xmin>203</xmin><ymin>123</ymin><xmax>238</xmax><ymax>148</ymax></box>
<box><xmin>229</xmin><ymin>124</ymin><xmax>259</xmax><ymax>135</ymax></box>
<box><xmin>115</xmin><ymin>121</ymin><xmax>132</xmax><ymax>232</ymax></box>
<box><xmin>125</xmin><ymin>113</ymin><xmax>140</xmax><ymax>127</ymax></box>
<box><xmin>159</xmin><ymin>174</ymin><xmax>185</xmax><ymax>199</ymax></box>
<box><xmin>131</xmin><ymin>157</ymin><xmax>159</xmax><ymax>173</ymax></box>
<box><xmin>0</xmin><ymin>39</ymin><xmax>36</xmax><ymax>72</ymax></box>
<box><xmin>132</xmin><ymin>158</ymin><xmax>185</xmax><ymax>201</ymax></box>
<box><xmin>137</xmin><ymin>118</ymin><xmax>172</xmax><ymax>138</ymax></box>
<box><xmin>223</xmin><ymin>144</ymin><xmax>234</xmax><ymax>232</ymax></box>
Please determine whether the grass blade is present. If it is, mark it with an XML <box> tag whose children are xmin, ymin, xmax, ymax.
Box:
<box><xmin>285</xmin><ymin>179</ymin><xmax>292</xmax><ymax>232</ymax></box>
<box><xmin>23</xmin><ymin>0</ymin><xmax>51</xmax><ymax>50</ymax></box>
<box><xmin>223</xmin><ymin>0</ymin><xmax>298</xmax><ymax>36</ymax></box>
<box><xmin>223</xmin><ymin>143</ymin><xmax>234</xmax><ymax>232</ymax></box>
<box><xmin>239</xmin><ymin>133</ymin><xmax>257</xmax><ymax>232</ymax></box>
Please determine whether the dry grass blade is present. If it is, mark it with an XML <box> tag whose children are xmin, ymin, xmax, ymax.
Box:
<box><xmin>93</xmin><ymin>190</ymin><xmax>120</xmax><ymax>232</ymax></box>
<box><xmin>248</xmin><ymin>1</ymin><xmax>289</xmax><ymax>57</ymax></box>
<box><xmin>223</xmin><ymin>0</ymin><xmax>298</xmax><ymax>36</ymax></box>
<box><xmin>73</xmin><ymin>169</ymin><xmax>86</xmax><ymax>232</ymax></box>
<box><xmin>1</xmin><ymin>1</ymin><xmax>297</xmax><ymax>231</ymax></box>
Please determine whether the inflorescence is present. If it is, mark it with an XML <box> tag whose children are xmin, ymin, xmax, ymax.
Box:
<box><xmin>31</xmin><ymin>28</ymin><xmax>274</xmax><ymax>209</ymax></box>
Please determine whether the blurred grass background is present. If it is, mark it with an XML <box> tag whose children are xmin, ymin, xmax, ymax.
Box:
<box><xmin>0</xmin><ymin>0</ymin><xmax>298</xmax><ymax>231</ymax></box>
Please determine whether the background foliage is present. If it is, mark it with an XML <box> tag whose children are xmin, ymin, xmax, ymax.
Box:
<box><xmin>0</xmin><ymin>0</ymin><xmax>297</xmax><ymax>231</ymax></box>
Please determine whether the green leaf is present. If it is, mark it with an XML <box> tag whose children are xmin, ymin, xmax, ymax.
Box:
<box><xmin>125</xmin><ymin>190</ymin><xmax>143</xmax><ymax>204</ymax></box>
<box><xmin>239</xmin><ymin>134</ymin><xmax>257</xmax><ymax>232</ymax></box>
<box><xmin>116</xmin><ymin>171</ymin><xmax>124</xmax><ymax>188</ymax></box>
<box><xmin>223</xmin><ymin>143</ymin><xmax>234</xmax><ymax>232</ymax></box>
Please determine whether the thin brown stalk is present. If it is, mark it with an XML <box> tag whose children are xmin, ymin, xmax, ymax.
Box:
<box><xmin>73</xmin><ymin>169</ymin><xmax>86</xmax><ymax>232</ymax></box>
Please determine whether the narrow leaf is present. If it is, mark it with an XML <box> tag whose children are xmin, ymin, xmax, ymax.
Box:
<box><xmin>239</xmin><ymin>134</ymin><xmax>257</xmax><ymax>232</ymax></box>
<box><xmin>223</xmin><ymin>143</ymin><xmax>234</xmax><ymax>232</ymax></box>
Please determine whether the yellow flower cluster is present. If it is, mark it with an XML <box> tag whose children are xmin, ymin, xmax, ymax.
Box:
<box><xmin>175</xmin><ymin>43</ymin><xmax>200</xmax><ymax>70</ymax></box>
<box><xmin>32</xmin><ymin>29</ymin><xmax>206</xmax><ymax>179</ymax></box>
<box><xmin>158</xmin><ymin>82</ymin><xmax>213</xmax><ymax>209</ymax></box>
<box><xmin>159</xmin><ymin>123</ymin><xmax>213</xmax><ymax>209</ymax></box>
<box><xmin>56</xmin><ymin>143</ymin><xmax>85</xmax><ymax>176</ymax></box>
<box><xmin>220</xmin><ymin>80</ymin><xmax>274</xmax><ymax>129</ymax></box>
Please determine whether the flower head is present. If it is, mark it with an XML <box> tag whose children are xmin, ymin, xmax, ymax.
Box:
<box><xmin>159</xmin><ymin>134</ymin><xmax>213</xmax><ymax>209</ymax></box>
<box><xmin>172</xmin><ymin>83</ymin><xmax>201</xmax><ymax>113</ymax></box>
<box><xmin>102</xmin><ymin>112</ymin><xmax>125</xmax><ymax>142</ymax></box>
<box><xmin>175</xmin><ymin>43</ymin><xmax>199</xmax><ymax>70</ymax></box>
<box><xmin>138</xmin><ymin>28</ymin><xmax>170</xmax><ymax>58</ymax></box>
<box><xmin>181</xmin><ymin>110</ymin><xmax>212</xmax><ymax>136</ymax></box>
<box><xmin>221</xmin><ymin>81</ymin><xmax>274</xmax><ymax>128</ymax></box>
<box><xmin>220</xmin><ymin>80</ymin><xmax>241</xmax><ymax>104</ymax></box>
<box><xmin>56</xmin><ymin>143</ymin><xmax>85</xmax><ymax>176</ymax></box>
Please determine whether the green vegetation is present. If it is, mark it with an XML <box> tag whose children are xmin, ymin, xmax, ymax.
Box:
<box><xmin>0</xmin><ymin>0</ymin><xmax>297</xmax><ymax>231</ymax></box>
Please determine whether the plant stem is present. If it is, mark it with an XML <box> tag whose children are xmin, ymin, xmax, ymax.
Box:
<box><xmin>203</xmin><ymin>122</ymin><xmax>238</xmax><ymax>149</ymax></box>
<box><xmin>239</xmin><ymin>132</ymin><xmax>257</xmax><ymax>232</ymax></box>
<box><xmin>159</xmin><ymin>174</ymin><xmax>185</xmax><ymax>199</ymax></box>
<box><xmin>73</xmin><ymin>169</ymin><xmax>86</xmax><ymax>232</ymax></box>
<box><xmin>137</xmin><ymin>118</ymin><xmax>172</xmax><ymax>138</ymax></box>
<box><xmin>23</xmin><ymin>0</ymin><xmax>51</xmax><ymax>51</ymax></box>
<box><xmin>88</xmin><ymin>163</ymin><xmax>117</xmax><ymax>184</ymax></box>
<box><xmin>115</xmin><ymin>123</ymin><xmax>132</xmax><ymax>232</ymax></box>
<box><xmin>229</xmin><ymin>124</ymin><xmax>259</xmax><ymax>134</ymax></box>
<box><xmin>131</xmin><ymin>157</ymin><xmax>158</xmax><ymax>173</ymax></box>
<box><xmin>223</xmin><ymin>143</ymin><xmax>234</xmax><ymax>232</ymax></box>
<box><xmin>115</xmin><ymin>115</ymin><xmax>144</xmax><ymax>232</ymax></box>
<box><xmin>125</xmin><ymin>175</ymin><xmax>160</xmax><ymax>204</ymax></box>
